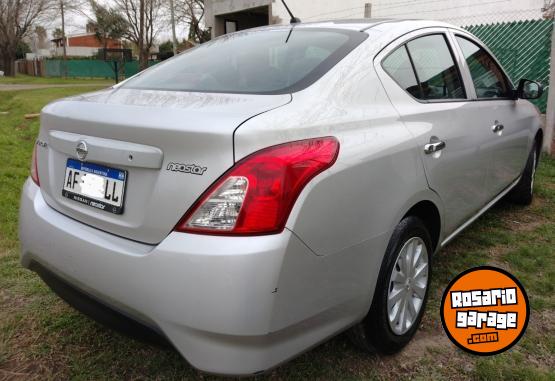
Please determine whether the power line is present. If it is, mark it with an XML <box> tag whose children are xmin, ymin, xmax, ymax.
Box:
<box><xmin>375</xmin><ymin>0</ymin><xmax>463</xmax><ymax>11</ymax></box>
<box><xmin>303</xmin><ymin>6</ymin><xmax>365</xmax><ymax>20</ymax></box>
<box><xmin>372</xmin><ymin>0</ymin><xmax>445</xmax><ymax>8</ymax></box>
<box><xmin>375</xmin><ymin>0</ymin><xmax>510</xmax><ymax>18</ymax></box>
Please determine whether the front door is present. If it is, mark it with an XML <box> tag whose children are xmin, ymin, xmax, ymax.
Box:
<box><xmin>452</xmin><ymin>33</ymin><xmax>531</xmax><ymax>196</ymax></box>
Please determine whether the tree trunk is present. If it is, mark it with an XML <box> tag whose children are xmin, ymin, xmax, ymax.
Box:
<box><xmin>169</xmin><ymin>0</ymin><xmax>177</xmax><ymax>55</ymax></box>
<box><xmin>2</xmin><ymin>52</ymin><xmax>16</xmax><ymax>76</ymax></box>
<box><xmin>140</xmin><ymin>49</ymin><xmax>149</xmax><ymax>70</ymax></box>
<box><xmin>138</xmin><ymin>0</ymin><xmax>147</xmax><ymax>70</ymax></box>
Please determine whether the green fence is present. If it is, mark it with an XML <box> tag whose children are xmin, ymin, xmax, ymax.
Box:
<box><xmin>44</xmin><ymin>60</ymin><xmax>159</xmax><ymax>80</ymax></box>
<box><xmin>465</xmin><ymin>19</ymin><xmax>553</xmax><ymax>113</ymax></box>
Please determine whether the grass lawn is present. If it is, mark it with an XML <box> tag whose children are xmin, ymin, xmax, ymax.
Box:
<box><xmin>0</xmin><ymin>84</ymin><xmax>554</xmax><ymax>380</ymax></box>
<box><xmin>0</xmin><ymin>74</ymin><xmax>114</xmax><ymax>85</ymax></box>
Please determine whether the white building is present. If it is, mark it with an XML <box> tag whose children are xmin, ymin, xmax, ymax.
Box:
<box><xmin>204</xmin><ymin>0</ymin><xmax>548</xmax><ymax>38</ymax></box>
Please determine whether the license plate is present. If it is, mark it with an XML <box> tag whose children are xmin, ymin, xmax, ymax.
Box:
<box><xmin>62</xmin><ymin>159</ymin><xmax>127</xmax><ymax>214</ymax></box>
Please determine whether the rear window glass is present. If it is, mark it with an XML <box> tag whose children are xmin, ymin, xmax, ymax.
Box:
<box><xmin>122</xmin><ymin>28</ymin><xmax>367</xmax><ymax>94</ymax></box>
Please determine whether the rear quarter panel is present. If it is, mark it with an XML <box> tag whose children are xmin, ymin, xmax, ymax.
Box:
<box><xmin>234</xmin><ymin>37</ymin><xmax>444</xmax><ymax>324</ymax></box>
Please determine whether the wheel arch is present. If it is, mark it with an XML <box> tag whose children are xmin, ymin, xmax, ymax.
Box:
<box><xmin>400</xmin><ymin>199</ymin><xmax>442</xmax><ymax>253</ymax></box>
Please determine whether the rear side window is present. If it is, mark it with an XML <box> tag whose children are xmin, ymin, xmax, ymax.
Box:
<box><xmin>455</xmin><ymin>36</ymin><xmax>512</xmax><ymax>99</ymax></box>
<box><xmin>122</xmin><ymin>28</ymin><xmax>368</xmax><ymax>94</ymax></box>
<box><xmin>383</xmin><ymin>34</ymin><xmax>466</xmax><ymax>101</ymax></box>
<box><xmin>382</xmin><ymin>46</ymin><xmax>420</xmax><ymax>98</ymax></box>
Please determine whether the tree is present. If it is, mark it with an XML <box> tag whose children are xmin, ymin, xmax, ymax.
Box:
<box><xmin>52</xmin><ymin>28</ymin><xmax>64</xmax><ymax>40</ymax></box>
<box><xmin>113</xmin><ymin>0</ymin><xmax>163</xmax><ymax>70</ymax></box>
<box><xmin>0</xmin><ymin>0</ymin><xmax>54</xmax><ymax>76</ymax></box>
<box><xmin>34</xmin><ymin>26</ymin><xmax>48</xmax><ymax>49</ymax></box>
<box><xmin>158</xmin><ymin>40</ymin><xmax>173</xmax><ymax>53</ymax></box>
<box><xmin>90</xmin><ymin>1</ymin><xmax>128</xmax><ymax>52</ymax></box>
<box><xmin>158</xmin><ymin>39</ymin><xmax>174</xmax><ymax>60</ymax></box>
<box><xmin>16</xmin><ymin>41</ymin><xmax>31</xmax><ymax>59</ymax></box>
<box><xmin>543</xmin><ymin>0</ymin><xmax>555</xmax><ymax>19</ymax></box>
<box><xmin>174</xmin><ymin>0</ymin><xmax>209</xmax><ymax>44</ymax></box>
<box><xmin>29</xmin><ymin>26</ymin><xmax>48</xmax><ymax>54</ymax></box>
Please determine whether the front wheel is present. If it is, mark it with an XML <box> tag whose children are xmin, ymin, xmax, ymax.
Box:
<box><xmin>349</xmin><ymin>216</ymin><xmax>432</xmax><ymax>354</ymax></box>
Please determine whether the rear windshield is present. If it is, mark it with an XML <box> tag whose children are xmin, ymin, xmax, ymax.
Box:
<box><xmin>122</xmin><ymin>28</ymin><xmax>368</xmax><ymax>94</ymax></box>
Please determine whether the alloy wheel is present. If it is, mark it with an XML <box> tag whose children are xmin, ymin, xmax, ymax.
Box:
<box><xmin>387</xmin><ymin>237</ymin><xmax>429</xmax><ymax>335</ymax></box>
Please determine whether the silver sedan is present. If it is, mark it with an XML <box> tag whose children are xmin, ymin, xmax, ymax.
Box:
<box><xmin>19</xmin><ymin>19</ymin><xmax>543</xmax><ymax>375</ymax></box>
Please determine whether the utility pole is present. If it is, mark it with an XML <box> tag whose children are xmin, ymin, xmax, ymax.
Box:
<box><xmin>364</xmin><ymin>3</ymin><xmax>372</xmax><ymax>18</ymax></box>
<box><xmin>139</xmin><ymin>0</ymin><xmax>146</xmax><ymax>70</ymax></box>
<box><xmin>60</xmin><ymin>0</ymin><xmax>67</xmax><ymax>77</ymax></box>
<box><xmin>545</xmin><ymin>17</ymin><xmax>555</xmax><ymax>154</ymax></box>
<box><xmin>169</xmin><ymin>0</ymin><xmax>178</xmax><ymax>55</ymax></box>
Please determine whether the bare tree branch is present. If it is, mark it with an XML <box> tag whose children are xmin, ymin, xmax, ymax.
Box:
<box><xmin>0</xmin><ymin>0</ymin><xmax>55</xmax><ymax>75</ymax></box>
<box><xmin>173</xmin><ymin>0</ymin><xmax>209</xmax><ymax>43</ymax></box>
<box><xmin>113</xmin><ymin>0</ymin><xmax>163</xmax><ymax>70</ymax></box>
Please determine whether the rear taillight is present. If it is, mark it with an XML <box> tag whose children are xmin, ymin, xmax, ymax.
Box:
<box><xmin>30</xmin><ymin>143</ymin><xmax>40</xmax><ymax>186</ymax></box>
<box><xmin>175</xmin><ymin>137</ymin><xmax>340</xmax><ymax>235</ymax></box>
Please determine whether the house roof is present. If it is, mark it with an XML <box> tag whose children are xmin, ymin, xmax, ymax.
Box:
<box><xmin>51</xmin><ymin>32</ymin><xmax>122</xmax><ymax>42</ymax></box>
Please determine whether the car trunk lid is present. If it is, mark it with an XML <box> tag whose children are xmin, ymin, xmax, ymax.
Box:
<box><xmin>36</xmin><ymin>88</ymin><xmax>291</xmax><ymax>244</ymax></box>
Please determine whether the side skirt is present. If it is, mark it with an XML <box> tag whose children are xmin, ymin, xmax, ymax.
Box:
<box><xmin>440</xmin><ymin>176</ymin><xmax>521</xmax><ymax>248</ymax></box>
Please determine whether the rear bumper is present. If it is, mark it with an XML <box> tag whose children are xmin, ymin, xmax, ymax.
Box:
<box><xmin>19</xmin><ymin>179</ymin><xmax>372</xmax><ymax>375</ymax></box>
<box><xmin>28</xmin><ymin>259</ymin><xmax>170</xmax><ymax>346</ymax></box>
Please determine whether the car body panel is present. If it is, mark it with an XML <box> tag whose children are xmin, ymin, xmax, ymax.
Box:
<box><xmin>19</xmin><ymin>179</ymin><xmax>384</xmax><ymax>374</ymax></box>
<box><xmin>373</xmin><ymin>27</ymin><xmax>494</xmax><ymax>235</ymax></box>
<box><xmin>37</xmin><ymin>89</ymin><xmax>291</xmax><ymax>243</ymax></box>
<box><xmin>234</xmin><ymin>35</ymin><xmax>433</xmax><ymax>256</ymax></box>
<box><xmin>447</xmin><ymin>29</ymin><xmax>537</xmax><ymax>199</ymax></box>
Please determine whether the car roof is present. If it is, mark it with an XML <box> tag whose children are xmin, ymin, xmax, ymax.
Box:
<box><xmin>254</xmin><ymin>18</ymin><xmax>460</xmax><ymax>34</ymax></box>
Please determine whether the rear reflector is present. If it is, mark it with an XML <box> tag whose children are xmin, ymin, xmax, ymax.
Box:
<box><xmin>30</xmin><ymin>143</ymin><xmax>40</xmax><ymax>186</ymax></box>
<box><xmin>175</xmin><ymin>137</ymin><xmax>340</xmax><ymax>235</ymax></box>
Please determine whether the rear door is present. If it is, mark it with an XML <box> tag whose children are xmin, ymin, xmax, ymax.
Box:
<box><xmin>450</xmin><ymin>32</ymin><xmax>530</xmax><ymax>196</ymax></box>
<box><xmin>375</xmin><ymin>29</ymin><xmax>495</xmax><ymax>236</ymax></box>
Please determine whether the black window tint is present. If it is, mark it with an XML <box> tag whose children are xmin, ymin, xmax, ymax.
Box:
<box><xmin>455</xmin><ymin>36</ymin><xmax>512</xmax><ymax>99</ymax></box>
<box><xmin>406</xmin><ymin>34</ymin><xmax>465</xmax><ymax>100</ymax></box>
<box><xmin>122</xmin><ymin>28</ymin><xmax>367</xmax><ymax>94</ymax></box>
<box><xmin>382</xmin><ymin>46</ymin><xmax>421</xmax><ymax>98</ymax></box>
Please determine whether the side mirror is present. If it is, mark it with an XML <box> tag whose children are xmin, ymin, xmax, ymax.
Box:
<box><xmin>516</xmin><ymin>79</ymin><xmax>543</xmax><ymax>100</ymax></box>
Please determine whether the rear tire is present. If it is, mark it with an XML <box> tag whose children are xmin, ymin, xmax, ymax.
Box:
<box><xmin>348</xmin><ymin>216</ymin><xmax>432</xmax><ymax>354</ymax></box>
<box><xmin>506</xmin><ymin>144</ymin><xmax>538</xmax><ymax>206</ymax></box>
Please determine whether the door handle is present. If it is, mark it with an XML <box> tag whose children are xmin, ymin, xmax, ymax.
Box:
<box><xmin>492</xmin><ymin>122</ymin><xmax>505</xmax><ymax>133</ymax></box>
<box><xmin>424</xmin><ymin>140</ymin><xmax>446</xmax><ymax>154</ymax></box>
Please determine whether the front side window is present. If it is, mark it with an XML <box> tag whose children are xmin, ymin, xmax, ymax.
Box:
<box><xmin>406</xmin><ymin>34</ymin><xmax>465</xmax><ymax>100</ymax></box>
<box><xmin>122</xmin><ymin>28</ymin><xmax>368</xmax><ymax>94</ymax></box>
<box><xmin>455</xmin><ymin>36</ymin><xmax>512</xmax><ymax>99</ymax></box>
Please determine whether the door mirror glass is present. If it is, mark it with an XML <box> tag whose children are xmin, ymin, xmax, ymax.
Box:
<box><xmin>517</xmin><ymin>79</ymin><xmax>543</xmax><ymax>100</ymax></box>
